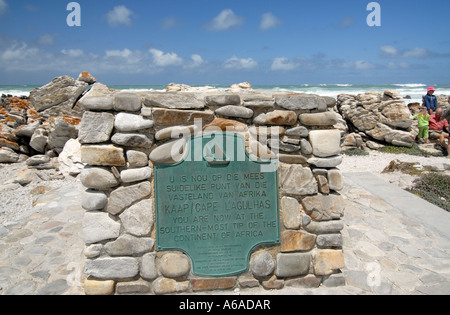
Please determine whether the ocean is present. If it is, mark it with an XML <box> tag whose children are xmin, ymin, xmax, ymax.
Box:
<box><xmin>2</xmin><ymin>83</ymin><xmax>450</xmax><ymax>105</ymax></box>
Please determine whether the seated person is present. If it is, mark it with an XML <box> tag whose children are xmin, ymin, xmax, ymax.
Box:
<box><xmin>429</xmin><ymin>108</ymin><xmax>450</xmax><ymax>157</ymax></box>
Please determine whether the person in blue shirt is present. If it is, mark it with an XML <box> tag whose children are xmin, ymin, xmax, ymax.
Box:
<box><xmin>423</xmin><ymin>87</ymin><xmax>438</xmax><ymax>114</ymax></box>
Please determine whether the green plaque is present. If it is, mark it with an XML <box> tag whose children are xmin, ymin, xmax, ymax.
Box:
<box><xmin>155</xmin><ymin>132</ymin><xmax>280</xmax><ymax>277</ymax></box>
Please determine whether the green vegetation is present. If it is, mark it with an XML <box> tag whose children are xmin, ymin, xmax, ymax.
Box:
<box><xmin>381</xmin><ymin>160</ymin><xmax>424</xmax><ymax>176</ymax></box>
<box><xmin>378</xmin><ymin>143</ymin><xmax>443</xmax><ymax>157</ymax></box>
<box><xmin>408</xmin><ymin>173</ymin><xmax>450</xmax><ymax>212</ymax></box>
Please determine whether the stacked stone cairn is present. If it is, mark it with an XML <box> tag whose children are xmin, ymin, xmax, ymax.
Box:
<box><xmin>79</xmin><ymin>84</ymin><xmax>346</xmax><ymax>295</ymax></box>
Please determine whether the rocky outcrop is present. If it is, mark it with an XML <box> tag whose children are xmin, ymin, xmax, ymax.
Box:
<box><xmin>229</xmin><ymin>82</ymin><xmax>252</xmax><ymax>91</ymax></box>
<box><xmin>437</xmin><ymin>95</ymin><xmax>450</xmax><ymax>108</ymax></box>
<box><xmin>165</xmin><ymin>83</ymin><xmax>191</xmax><ymax>92</ymax></box>
<box><xmin>0</xmin><ymin>72</ymin><xmax>96</xmax><ymax>165</ymax></box>
<box><xmin>443</xmin><ymin>106</ymin><xmax>450</xmax><ymax>122</ymax></box>
<box><xmin>29</xmin><ymin>75</ymin><xmax>88</xmax><ymax>118</ymax></box>
<box><xmin>78</xmin><ymin>71</ymin><xmax>97</xmax><ymax>85</ymax></box>
<box><xmin>337</xmin><ymin>91</ymin><xmax>418</xmax><ymax>148</ymax></box>
<box><xmin>0</xmin><ymin>147</ymin><xmax>19</xmax><ymax>163</ymax></box>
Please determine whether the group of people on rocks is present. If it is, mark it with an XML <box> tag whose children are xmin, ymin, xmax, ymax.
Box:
<box><xmin>413</xmin><ymin>87</ymin><xmax>449</xmax><ymax>157</ymax></box>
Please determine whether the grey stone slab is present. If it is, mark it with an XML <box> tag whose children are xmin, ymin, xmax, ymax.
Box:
<box><xmin>78</xmin><ymin>112</ymin><xmax>115</xmax><ymax>144</ymax></box>
<box><xmin>35</xmin><ymin>279</ymin><xmax>69</xmax><ymax>295</ymax></box>
<box><xmin>416</xmin><ymin>282</ymin><xmax>450</xmax><ymax>295</ymax></box>
<box><xmin>3</xmin><ymin>279</ymin><xmax>37</xmax><ymax>295</ymax></box>
<box><xmin>343</xmin><ymin>172</ymin><xmax>450</xmax><ymax>240</ymax></box>
<box><xmin>114</xmin><ymin>93</ymin><xmax>142</xmax><ymax>112</ymax></box>
<box><xmin>275</xmin><ymin>253</ymin><xmax>310</xmax><ymax>278</ymax></box>
<box><xmin>106</xmin><ymin>182</ymin><xmax>152</xmax><ymax>215</ymax></box>
<box><xmin>84</xmin><ymin>257</ymin><xmax>139</xmax><ymax>280</ymax></box>
<box><xmin>144</xmin><ymin>93</ymin><xmax>204</xmax><ymax>109</ymax></box>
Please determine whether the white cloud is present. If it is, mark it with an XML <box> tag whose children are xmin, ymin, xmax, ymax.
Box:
<box><xmin>205</xmin><ymin>9</ymin><xmax>244</xmax><ymax>31</ymax></box>
<box><xmin>1</xmin><ymin>42</ymin><xmax>38</xmax><ymax>61</ymax></box>
<box><xmin>107</xmin><ymin>5</ymin><xmax>133</xmax><ymax>27</ymax></box>
<box><xmin>339</xmin><ymin>60</ymin><xmax>374</xmax><ymax>70</ymax></box>
<box><xmin>0</xmin><ymin>41</ymin><xmax>52</xmax><ymax>72</ymax></box>
<box><xmin>339</xmin><ymin>17</ymin><xmax>355</xmax><ymax>28</ymax></box>
<box><xmin>387</xmin><ymin>62</ymin><xmax>409</xmax><ymax>69</ymax></box>
<box><xmin>37</xmin><ymin>34</ymin><xmax>55</xmax><ymax>46</ymax></box>
<box><xmin>105</xmin><ymin>48</ymin><xmax>147</xmax><ymax>66</ymax></box>
<box><xmin>380</xmin><ymin>45</ymin><xmax>429</xmax><ymax>59</ymax></box>
<box><xmin>224</xmin><ymin>56</ymin><xmax>257</xmax><ymax>69</ymax></box>
<box><xmin>149</xmin><ymin>48</ymin><xmax>183</xmax><ymax>67</ymax></box>
<box><xmin>0</xmin><ymin>0</ymin><xmax>7</xmax><ymax>15</ymax></box>
<box><xmin>380</xmin><ymin>45</ymin><xmax>398</xmax><ymax>56</ymax></box>
<box><xmin>271</xmin><ymin>57</ymin><xmax>298</xmax><ymax>71</ymax></box>
<box><xmin>402</xmin><ymin>47</ymin><xmax>428</xmax><ymax>59</ymax></box>
<box><xmin>61</xmin><ymin>49</ymin><xmax>84</xmax><ymax>58</ymax></box>
<box><xmin>184</xmin><ymin>54</ymin><xmax>204</xmax><ymax>68</ymax></box>
<box><xmin>106</xmin><ymin>48</ymin><xmax>133</xmax><ymax>59</ymax></box>
<box><xmin>161</xmin><ymin>16</ymin><xmax>177</xmax><ymax>30</ymax></box>
<box><xmin>260</xmin><ymin>12</ymin><xmax>281</xmax><ymax>31</ymax></box>
<box><xmin>354</xmin><ymin>60</ymin><xmax>375</xmax><ymax>70</ymax></box>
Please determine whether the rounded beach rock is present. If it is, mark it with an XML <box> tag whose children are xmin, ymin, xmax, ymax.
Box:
<box><xmin>215</xmin><ymin>105</ymin><xmax>254</xmax><ymax>119</ymax></box>
<box><xmin>0</xmin><ymin>148</ymin><xmax>19</xmax><ymax>163</ymax></box>
<box><xmin>149</xmin><ymin>138</ymin><xmax>187</xmax><ymax>164</ymax></box>
<box><xmin>80</xmin><ymin>167</ymin><xmax>120</xmax><ymax>190</ymax></box>
<box><xmin>251</xmin><ymin>251</ymin><xmax>275</xmax><ymax>278</ymax></box>
<box><xmin>114</xmin><ymin>112</ymin><xmax>154</xmax><ymax>132</ymax></box>
<box><xmin>155</xmin><ymin>125</ymin><xmax>198</xmax><ymax>141</ymax></box>
<box><xmin>82</xmin><ymin>190</ymin><xmax>108</xmax><ymax>211</ymax></box>
<box><xmin>159</xmin><ymin>253</ymin><xmax>191</xmax><ymax>278</ymax></box>
<box><xmin>120</xmin><ymin>167</ymin><xmax>152</xmax><ymax>183</ymax></box>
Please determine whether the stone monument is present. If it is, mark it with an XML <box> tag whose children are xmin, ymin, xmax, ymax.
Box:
<box><xmin>79</xmin><ymin>86</ymin><xmax>346</xmax><ymax>295</ymax></box>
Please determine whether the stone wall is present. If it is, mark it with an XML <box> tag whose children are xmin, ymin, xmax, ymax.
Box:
<box><xmin>78</xmin><ymin>84</ymin><xmax>345</xmax><ymax>295</ymax></box>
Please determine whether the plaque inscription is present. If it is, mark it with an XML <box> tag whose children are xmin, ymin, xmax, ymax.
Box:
<box><xmin>155</xmin><ymin>133</ymin><xmax>280</xmax><ymax>277</ymax></box>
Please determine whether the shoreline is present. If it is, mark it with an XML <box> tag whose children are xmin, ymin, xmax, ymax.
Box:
<box><xmin>2</xmin><ymin>83</ymin><xmax>450</xmax><ymax>106</ymax></box>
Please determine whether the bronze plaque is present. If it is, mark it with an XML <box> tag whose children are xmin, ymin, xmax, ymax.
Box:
<box><xmin>155</xmin><ymin>132</ymin><xmax>279</xmax><ymax>277</ymax></box>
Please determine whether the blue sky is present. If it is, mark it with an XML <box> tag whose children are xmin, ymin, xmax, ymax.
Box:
<box><xmin>0</xmin><ymin>0</ymin><xmax>449</xmax><ymax>85</ymax></box>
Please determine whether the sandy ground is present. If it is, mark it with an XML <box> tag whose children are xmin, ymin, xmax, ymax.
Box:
<box><xmin>340</xmin><ymin>150</ymin><xmax>450</xmax><ymax>189</ymax></box>
<box><xmin>0</xmin><ymin>162</ymin><xmax>77</xmax><ymax>225</ymax></box>
<box><xmin>340</xmin><ymin>150</ymin><xmax>448</xmax><ymax>173</ymax></box>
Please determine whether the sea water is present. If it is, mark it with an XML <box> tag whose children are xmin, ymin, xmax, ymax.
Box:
<box><xmin>2</xmin><ymin>83</ymin><xmax>450</xmax><ymax>105</ymax></box>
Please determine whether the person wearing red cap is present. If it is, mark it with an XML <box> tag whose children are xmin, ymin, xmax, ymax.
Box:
<box><xmin>429</xmin><ymin>108</ymin><xmax>450</xmax><ymax>157</ymax></box>
<box><xmin>423</xmin><ymin>87</ymin><xmax>438</xmax><ymax>115</ymax></box>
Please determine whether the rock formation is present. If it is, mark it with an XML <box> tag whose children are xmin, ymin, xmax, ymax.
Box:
<box><xmin>337</xmin><ymin>91</ymin><xmax>418</xmax><ymax>148</ymax></box>
<box><xmin>29</xmin><ymin>75</ymin><xmax>88</xmax><ymax>118</ymax></box>
<box><xmin>0</xmin><ymin>72</ymin><xmax>96</xmax><ymax>171</ymax></box>
<box><xmin>2</xmin><ymin>76</ymin><xmax>449</xmax><ymax>173</ymax></box>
